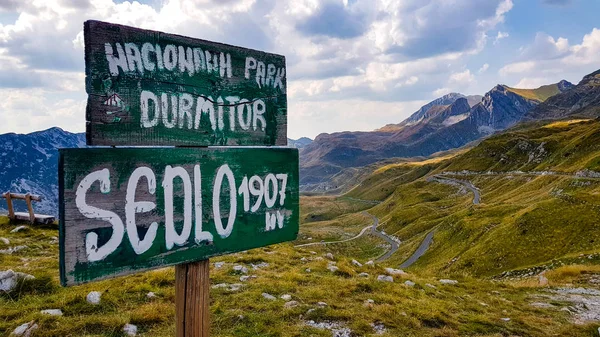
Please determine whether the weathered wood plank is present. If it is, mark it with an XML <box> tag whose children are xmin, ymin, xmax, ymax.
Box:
<box><xmin>59</xmin><ymin>147</ymin><xmax>298</xmax><ymax>286</ymax></box>
<box><xmin>2</xmin><ymin>193</ymin><xmax>42</xmax><ymax>201</ymax></box>
<box><xmin>175</xmin><ymin>260</ymin><xmax>210</xmax><ymax>337</ymax></box>
<box><xmin>84</xmin><ymin>20</ymin><xmax>287</xmax><ymax>146</ymax></box>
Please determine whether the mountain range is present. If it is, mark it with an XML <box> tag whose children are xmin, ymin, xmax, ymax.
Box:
<box><xmin>0</xmin><ymin>132</ymin><xmax>311</xmax><ymax>216</ymax></box>
<box><xmin>3</xmin><ymin>69</ymin><xmax>600</xmax><ymax>215</ymax></box>
<box><xmin>299</xmin><ymin>78</ymin><xmax>580</xmax><ymax>192</ymax></box>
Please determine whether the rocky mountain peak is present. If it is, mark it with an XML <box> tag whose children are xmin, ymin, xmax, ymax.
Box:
<box><xmin>557</xmin><ymin>79</ymin><xmax>574</xmax><ymax>92</ymax></box>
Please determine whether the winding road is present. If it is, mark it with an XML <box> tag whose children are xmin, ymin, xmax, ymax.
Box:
<box><xmin>399</xmin><ymin>231</ymin><xmax>435</xmax><ymax>269</ymax></box>
<box><xmin>397</xmin><ymin>175</ymin><xmax>480</xmax><ymax>268</ymax></box>
<box><xmin>428</xmin><ymin>175</ymin><xmax>481</xmax><ymax>204</ymax></box>
<box><xmin>295</xmin><ymin>212</ymin><xmax>399</xmax><ymax>262</ymax></box>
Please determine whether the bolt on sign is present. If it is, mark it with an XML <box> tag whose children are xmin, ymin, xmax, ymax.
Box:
<box><xmin>84</xmin><ymin>20</ymin><xmax>287</xmax><ymax>146</ymax></box>
<box><xmin>59</xmin><ymin>147</ymin><xmax>298</xmax><ymax>286</ymax></box>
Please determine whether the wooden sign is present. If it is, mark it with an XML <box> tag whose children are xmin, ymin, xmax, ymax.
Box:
<box><xmin>84</xmin><ymin>20</ymin><xmax>287</xmax><ymax>146</ymax></box>
<box><xmin>59</xmin><ymin>147</ymin><xmax>298</xmax><ymax>286</ymax></box>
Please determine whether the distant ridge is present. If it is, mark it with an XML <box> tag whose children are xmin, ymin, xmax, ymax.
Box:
<box><xmin>0</xmin><ymin>127</ymin><xmax>85</xmax><ymax>216</ymax></box>
<box><xmin>300</xmin><ymin>79</ymin><xmax>575</xmax><ymax>192</ymax></box>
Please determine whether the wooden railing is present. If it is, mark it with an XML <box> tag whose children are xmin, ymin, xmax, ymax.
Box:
<box><xmin>2</xmin><ymin>192</ymin><xmax>54</xmax><ymax>224</ymax></box>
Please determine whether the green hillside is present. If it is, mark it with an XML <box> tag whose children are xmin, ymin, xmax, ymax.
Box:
<box><xmin>331</xmin><ymin>119</ymin><xmax>600</xmax><ymax>277</ymax></box>
<box><xmin>504</xmin><ymin>83</ymin><xmax>564</xmax><ymax>102</ymax></box>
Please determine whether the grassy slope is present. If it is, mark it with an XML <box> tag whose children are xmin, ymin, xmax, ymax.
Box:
<box><xmin>334</xmin><ymin>119</ymin><xmax>600</xmax><ymax>277</ymax></box>
<box><xmin>2</xmin><ymin>217</ymin><xmax>600</xmax><ymax>337</ymax></box>
<box><xmin>504</xmin><ymin>83</ymin><xmax>562</xmax><ymax>102</ymax></box>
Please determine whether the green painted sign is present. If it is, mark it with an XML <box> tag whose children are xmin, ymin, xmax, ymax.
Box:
<box><xmin>84</xmin><ymin>20</ymin><xmax>287</xmax><ymax>146</ymax></box>
<box><xmin>59</xmin><ymin>147</ymin><xmax>299</xmax><ymax>286</ymax></box>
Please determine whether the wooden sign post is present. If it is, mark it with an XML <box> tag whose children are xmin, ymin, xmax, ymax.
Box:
<box><xmin>59</xmin><ymin>20</ymin><xmax>298</xmax><ymax>336</ymax></box>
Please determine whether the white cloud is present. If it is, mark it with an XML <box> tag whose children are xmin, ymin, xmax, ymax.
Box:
<box><xmin>478</xmin><ymin>63</ymin><xmax>489</xmax><ymax>73</ymax></box>
<box><xmin>499</xmin><ymin>28</ymin><xmax>600</xmax><ymax>88</ymax></box>
<box><xmin>449</xmin><ymin>70</ymin><xmax>475</xmax><ymax>86</ymax></box>
<box><xmin>494</xmin><ymin>31</ymin><xmax>509</xmax><ymax>44</ymax></box>
<box><xmin>0</xmin><ymin>0</ymin><xmax>514</xmax><ymax>137</ymax></box>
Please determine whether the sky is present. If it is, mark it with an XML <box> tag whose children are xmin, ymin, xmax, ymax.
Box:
<box><xmin>0</xmin><ymin>0</ymin><xmax>599</xmax><ymax>139</ymax></box>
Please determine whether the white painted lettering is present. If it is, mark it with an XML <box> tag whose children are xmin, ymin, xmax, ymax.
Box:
<box><xmin>125</xmin><ymin>167</ymin><xmax>158</xmax><ymax>255</ymax></box>
<box><xmin>252</xmin><ymin>99</ymin><xmax>266</xmax><ymax>131</ymax></box>
<box><xmin>75</xmin><ymin>169</ymin><xmax>124</xmax><ymax>262</ymax></box>
<box><xmin>163</xmin><ymin>165</ymin><xmax>193</xmax><ymax>250</ymax></box>
<box><xmin>125</xmin><ymin>43</ymin><xmax>144</xmax><ymax>74</ymax></box>
<box><xmin>178</xmin><ymin>46</ymin><xmax>195</xmax><ymax>76</ymax></box>
<box><xmin>105</xmin><ymin>43</ymin><xmax>129</xmax><ymax>76</ymax></box>
<box><xmin>213</xmin><ymin>164</ymin><xmax>236</xmax><ymax>238</ymax></box>
<box><xmin>141</xmin><ymin>43</ymin><xmax>156</xmax><ymax>72</ymax></box>
<box><xmin>163</xmin><ymin>44</ymin><xmax>178</xmax><ymax>71</ymax></box>
<box><xmin>140</xmin><ymin>91</ymin><xmax>160</xmax><ymax>128</ymax></box>
<box><xmin>178</xmin><ymin>93</ymin><xmax>194</xmax><ymax>129</ymax></box>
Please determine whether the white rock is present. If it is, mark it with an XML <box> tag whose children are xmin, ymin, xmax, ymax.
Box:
<box><xmin>325</xmin><ymin>253</ymin><xmax>334</xmax><ymax>260</ymax></box>
<box><xmin>365</xmin><ymin>260</ymin><xmax>374</xmax><ymax>266</ymax></box>
<box><xmin>439</xmin><ymin>279</ymin><xmax>458</xmax><ymax>285</ymax></box>
<box><xmin>86</xmin><ymin>291</ymin><xmax>102</xmax><ymax>305</ymax></box>
<box><xmin>425</xmin><ymin>283</ymin><xmax>437</xmax><ymax>289</ymax></box>
<box><xmin>1</xmin><ymin>270</ymin><xmax>34</xmax><ymax>293</ymax></box>
<box><xmin>351</xmin><ymin>259</ymin><xmax>362</xmax><ymax>267</ymax></box>
<box><xmin>10</xmin><ymin>226</ymin><xmax>28</xmax><ymax>233</ymax></box>
<box><xmin>377</xmin><ymin>275</ymin><xmax>393</xmax><ymax>282</ymax></box>
<box><xmin>500</xmin><ymin>317</ymin><xmax>510</xmax><ymax>322</ymax></box>
<box><xmin>0</xmin><ymin>270</ymin><xmax>16</xmax><ymax>292</ymax></box>
<box><xmin>317</xmin><ymin>302</ymin><xmax>327</xmax><ymax>307</ymax></box>
<box><xmin>327</xmin><ymin>265</ymin><xmax>339</xmax><ymax>272</ymax></box>
<box><xmin>310</xmin><ymin>251</ymin><xmax>317</xmax><ymax>255</ymax></box>
<box><xmin>251</xmin><ymin>262</ymin><xmax>269</xmax><ymax>270</ymax></box>
<box><xmin>280</xmin><ymin>294</ymin><xmax>292</xmax><ymax>301</ymax></box>
<box><xmin>404</xmin><ymin>280</ymin><xmax>415</xmax><ymax>287</ymax></box>
<box><xmin>300</xmin><ymin>257</ymin><xmax>307</xmax><ymax>262</ymax></box>
<box><xmin>240</xmin><ymin>275</ymin><xmax>250</xmax><ymax>282</ymax></box>
<box><xmin>0</xmin><ymin>237</ymin><xmax>9</xmax><ymax>245</ymax></box>
<box><xmin>233</xmin><ymin>265</ymin><xmax>248</xmax><ymax>274</ymax></box>
<box><xmin>229</xmin><ymin>284</ymin><xmax>243</xmax><ymax>292</ymax></box>
<box><xmin>214</xmin><ymin>262</ymin><xmax>225</xmax><ymax>269</ymax></box>
<box><xmin>305</xmin><ymin>268</ymin><xmax>311</xmax><ymax>273</ymax></box>
<box><xmin>539</xmin><ymin>275</ymin><xmax>549</xmax><ymax>286</ymax></box>
<box><xmin>123</xmin><ymin>323</ymin><xmax>138</xmax><ymax>336</ymax></box>
<box><xmin>385</xmin><ymin>268</ymin><xmax>407</xmax><ymax>276</ymax></box>
<box><xmin>41</xmin><ymin>309</ymin><xmax>63</xmax><ymax>316</ymax></box>
<box><xmin>284</xmin><ymin>300</ymin><xmax>299</xmax><ymax>308</ymax></box>
<box><xmin>11</xmin><ymin>321</ymin><xmax>38</xmax><ymax>337</ymax></box>
<box><xmin>146</xmin><ymin>292</ymin><xmax>156</xmax><ymax>299</ymax></box>
<box><xmin>358</xmin><ymin>272</ymin><xmax>370</xmax><ymax>278</ymax></box>
<box><xmin>211</xmin><ymin>283</ymin><xmax>229</xmax><ymax>289</ymax></box>
<box><xmin>262</xmin><ymin>293</ymin><xmax>276</xmax><ymax>300</ymax></box>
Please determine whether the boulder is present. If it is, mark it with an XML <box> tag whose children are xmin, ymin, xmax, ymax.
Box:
<box><xmin>123</xmin><ymin>323</ymin><xmax>138</xmax><ymax>336</ymax></box>
<box><xmin>213</xmin><ymin>262</ymin><xmax>225</xmax><ymax>269</ymax></box>
<box><xmin>385</xmin><ymin>268</ymin><xmax>407</xmax><ymax>276</ymax></box>
<box><xmin>233</xmin><ymin>265</ymin><xmax>248</xmax><ymax>274</ymax></box>
<box><xmin>404</xmin><ymin>280</ymin><xmax>415</xmax><ymax>287</ymax></box>
<box><xmin>325</xmin><ymin>253</ymin><xmax>334</xmax><ymax>260</ymax></box>
<box><xmin>86</xmin><ymin>291</ymin><xmax>102</xmax><ymax>305</ymax></box>
<box><xmin>146</xmin><ymin>292</ymin><xmax>157</xmax><ymax>299</ymax></box>
<box><xmin>377</xmin><ymin>275</ymin><xmax>393</xmax><ymax>282</ymax></box>
<box><xmin>439</xmin><ymin>279</ymin><xmax>458</xmax><ymax>285</ymax></box>
<box><xmin>280</xmin><ymin>294</ymin><xmax>292</xmax><ymax>301</ymax></box>
<box><xmin>351</xmin><ymin>259</ymin><xmax>362</xmax><ymax>267</ymax></box>
<box><xmin>262</xmin><ymin>293</ymin><xmax>276</xmax><ymax>301</ymax></box>
<box><xmin>0</xmin><ymin>237</ymin><xmax>9</xmax><ymax>245</ymax></box>
<box><xmin>10</xmin><ymin>226</ymin><xmax>28</xmax><ymax>233</ymax></box>
<box><xmin>327</xmin><ymin>265</ymin><xmax>339</xmax><ymax>272</ymax></box>
<box><xmin>284</xmin><ymin>300</ymin><xmax>299</xmax><ymax>308</ymax></box>
<box><xmin>0</xmin><ymin>270</ymin><xmax>34</xmax><ymax>293</ymax></box>
<box><xmin>365</xmin><ymin>260</ymin><xmax>374</xmax><ymax>266</ymax></box>
<box><xmin>41</xmin><ymin>309</ymin><xmax>63</xmax><ymax>316</ymax></box>
<box><xmin>358</xmin><ymin>272</ymin><xmax>370</xmax><ymax>278</ymax></box>
<box><xmin>10</xmin><ymin>321</ymin><xmax>38</xmax><ymax>337</ymax></box>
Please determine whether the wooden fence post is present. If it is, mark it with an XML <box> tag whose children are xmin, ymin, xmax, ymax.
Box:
<box><xmin>3</xmin><ymin>192</ymin><xmax>14</xmax><ymax>220</ymax></box>
<box><xmin>176</xmin><ymin>259</ymin><xmax>210</xmax><ymax>337</ymax></box>
<box><xmin>25</xmin><ymin>193</ymin><xmax>35</xmax><ymax>224</ymax></box>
